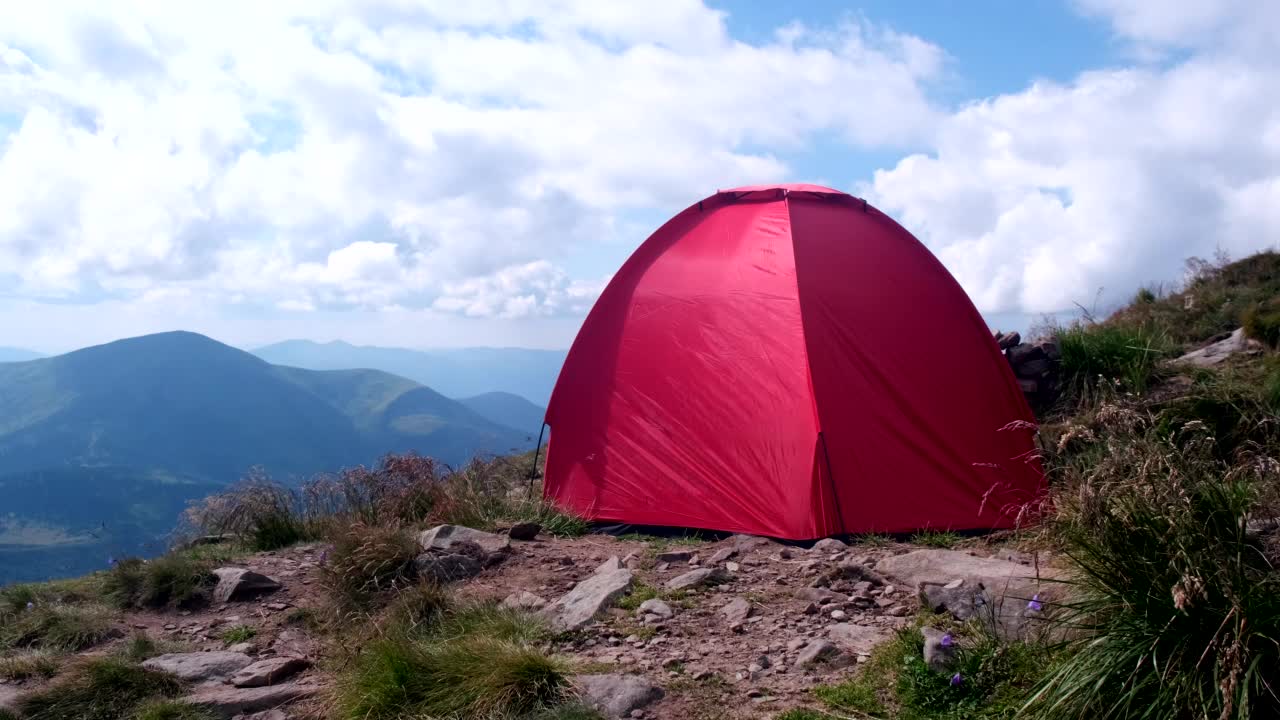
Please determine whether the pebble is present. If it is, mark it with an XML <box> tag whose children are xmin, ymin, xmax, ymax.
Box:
<box><xmin>830</xmin><ymin>610</ymin><xmax>848</xmax><ymax>621</ymax></box>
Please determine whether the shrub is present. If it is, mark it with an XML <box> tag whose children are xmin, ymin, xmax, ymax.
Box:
<box><xmin>1025</xmin><ymin>421</ymin><xmax>1280</xmax><ymax>719</ymax></box>
<box><xmin>219</xmin><ymin>625</ymin><xmax>256</xmax><ymax>645</ymax></box>
<box><xmin>17</xmin><ymin>658</ymin><xmax>183</xmax><ymax>720</ymax></box>
<box><xmin>0</xmin><ymin>604</ymin><xmax>117</xmax><ymax>652</ymax></box>
<box><xmin>1057</xmin><ymin>322</ymin><xmax>1171</xmax><ymax>400</ymax></box>
<box><xmin>321</xmin><ymin>522</ymin><xmax>421</xmax><ymax>610</ymax></box>
<box><xmin>1243</xmin><ymin>296</ymin><xmax>1280</xmax><ymax>348</ymax></box>
<box><xmin>103</xmin><ymin>555</ymin><xmax>215</xmax><ymax>610</ymax></box>
<box><xmin>184</xmin><ymin>475</ymin><xmax>311</xmax><ymax>551</ymax></box>
<box><xmin>0</xmin><ymin>651</ymin><xmax>60</xmax><ymax>680</ymax></box>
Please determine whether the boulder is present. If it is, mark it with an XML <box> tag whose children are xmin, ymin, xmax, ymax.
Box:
<box><xmin>997</xmin><ymin>331</ymin><xmax>1021</xmax><ymax>350</ymax></box>
<box><xmin>720</xmin><ymin>597</ymin><xmax>753</xmax><ymax>626</ymax></box>
<box><xmin>540</xmin><ymin>569</ymin><xmax>634</xmax><ymax>631</ymax></box>
<box><xmin>183</xmin><ymin>683</ymin><xmax>317</xmax><ymax>719</ymax></box>
<box><xmin>143</xmin><ymin>651</ymin><xmax>254</xmax><ymax>682</ymax></box>
<box><xmin>877</xmin><ymin>549</ymin><xmax>1058</xmax><ymax>637</ymax></box>
<box><xmin>502</xmin><ymin>591</ymin><xmax>549</xmax><ymax>610</ymax></box>
<box><xmin>811</xmin><ymin>538</ymin><xmax>848</xmax><ymax>554</ymax></box>
<box><xmin>665</xmin><ymin>568</ymin><xmax>727</xmax><ymax>591</ymax></box>
<box><xmin>1007</xmin><ymin>344</ymin><xmax>1046</xmax><ymax>366</ymax></box>
<box><xmin>826</xmin><ymin>623</ymin><xmax>890</xmax><ymax>655</ymax></box>
<box><xmin>921</xmin><ymin>627</ymin><xmax>956</xmax><ymax>672</ymax></box>
<box><xmin>637</xmin><ymin>598</ymin><xmax>674</xmax><ymax>619</ymax></box>
<box><xmin>575</xmin><ymin>673</ymin><xmax>664</xmax><ymax>718</ymax></box>
<box><xmin>230</xmin><ymin>657</ymin><xmax>311</xmax><ymax>688</ymax></box>
<box><xmin>1174</xmin><ymin>328</ymin><xmax>1261</xmax><ymax>367</ymax></box>
<box><xmin>508</xmin><ymin>522</ymin><xmax>541</xmax><ymax>541</ymax></box>
<box><xmin>414</xmin><ymin>550</ymin><xmax>483</xmax><ymax>583</ymax></box>
<box><xmin>213</xmin><ymin>569</ymin><xmax>282</xmax><ymax>604</ymax></box>
<box><xmin>418</xmin><ymin>524</ymin><xmax>511</xmax><ymax>561</ymax></box>
<box><xmin>794</xmin><ymin>640</ymin><xmax>847</xmax><ymax>670</ymax></box>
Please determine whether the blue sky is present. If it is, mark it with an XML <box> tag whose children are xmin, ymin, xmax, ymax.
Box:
<box><xmin>0</xmin><ymin>1</ymin><xmax>1277</xmax><ymax>353</ymax></box>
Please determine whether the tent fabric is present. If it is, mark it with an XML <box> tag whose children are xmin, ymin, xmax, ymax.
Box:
<box><xmin>542</xmin><ymin>184</ymin><xmax>1043</xmax><ymax>540</ymax></box>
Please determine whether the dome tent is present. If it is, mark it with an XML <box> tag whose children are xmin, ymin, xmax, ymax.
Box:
<box><xmin>542</xmin><ymin>184</ymin><xmax>1042</xmax><ymax>540</ymax></box>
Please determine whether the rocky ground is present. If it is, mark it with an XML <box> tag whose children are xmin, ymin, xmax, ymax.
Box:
<box><xmin>0</xmin><ymin>528</ymin><xmax>1058</xmax><ymax>720</ymax></box>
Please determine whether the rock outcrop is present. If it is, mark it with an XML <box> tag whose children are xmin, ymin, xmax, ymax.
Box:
<box><xmin>142</xmin><ymin>651</ymin><xmax>254</xmax><ymax>682</ymax></box>
<box><xmin>213</xmin><ymin>569</ymin><xmax>282</xmax><ymax>604</ymax></box>
<box><xmin>575</xmin><ymin>673</ymin><xmax>664</xmax><ymax>718</ymax></box>
<box><xmin>540</xmin><ymin>563</ymin><xmax>635</xmax><ymax>631</ymax></box>
<box><xmin>183</xmin><ymin>683</ymin><xmax>317</xmax><ymax>719</ymax></box>
<box><xmin>230</xmin><ymin>657</ymin><xmax>311</xmax><ymax>688</ymax></box>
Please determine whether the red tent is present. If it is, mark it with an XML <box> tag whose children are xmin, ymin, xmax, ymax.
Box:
<box><xmin>543</xmin><ymin>184</ymin><xmax>1042</xmax><ymax>540</ymax></box>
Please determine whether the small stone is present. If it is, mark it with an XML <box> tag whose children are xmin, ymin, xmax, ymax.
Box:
<box><xmin>596</xmin><ymin>556</ymin><xmax>625</xmax><ymax>573</ymax></box>
<box><xmin>656</xmin><ymin>550</ymin><xmax>693</xmax><ymax>563</ymax></box>
<box><xmin>687</xmin><ymin>555</ymin><xmax>700</xmax><ymax>566</ymax></box>
<box><xmin>887</xmin><ymin>604</ymin><xmax>911</xmax><ymax>617</ymax></box>
<box><xmin>802</xmin><ymin>603</ymin><xmax>819</xmax><ymax>615</ymax></box>
<box><xmin>830</xmin><ymin>610</ymin><xmax>848</xmax><ymax>621</ymax></box>
<box><xmin>726</xmin><ymin>562</ymin><xmax>741</xmax><ymax>572</ymax></box>
<box><xmin>576</xmin><ymin>673</ymin><xmax>664</xmax><ymax>718</ymax></box>
<box><xmin>502</xmin><ymin>591</ymin><xmax>549</xmax><ymax>610</ymax></box>
<box><xmin>786</xmin><ymin>638</ymin><xmax>808</xmax><ymax>652</ymax></box>
<box><xmin>509</xmin><ymin>522</ymin><xmax>541</xmax><ymax>540</ymax></box>
<box><xmin>746</xmin><ymin>688</ymin><xmax>764</xmax><ymax>698</ymax></box>
<box><xmin>231</xmin><ymin>656</ymin><xmax>311</xmax><ymax>688</ymax></box>
<box><xmin>777</xmin><ymin>548</ymin><xmax>794</xmax><ymax>560</ymax></box>
<box><xmin>795</xmin><ymin>640</ymin><xmax>846</xmax><ymax>669</ymax></box>
<box><xmin>638</xmin><ymin>598</ymin><xmax>675</xmax><ymax>619</ymax></box>
<box><xmin>657</xmin><ymin>562</ymin><xmax>670</xmax><ymax>572</ymax></box>
<box><xmin>212</xmin><ymin>568</ymin><xmax>282</xmax><ymax>604</ymax></box>
<box><xmin>665</xmin><ymin>568</ymin><xmax>727</xmax><ymax>591</ymax></box>
<box><xmin>812</xmin><ymin>538</ymin><xmax>848</xmax><ymax>553</ymax></box>
<box><xmin>708</xmin><ymin>547</ymin><xmax>737</xmax><ymax>564</ymax></box>
<box><xmin>720</xmin><ymin>597</ymin><xmax>753</xmax><ymax>625</ymax></box>
<box><xmin>266</xmin><ymin>603</ymin><xmax>289</xmax><ymax>611</ymax></box>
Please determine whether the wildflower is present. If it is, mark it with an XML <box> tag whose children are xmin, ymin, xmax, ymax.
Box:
<box><xmin>25</xmin><ymin>601</ymin><xmax>34</xmax><ymax>611</ymax></box>
<box><xmin>950</xmin><ymin>673</ymin><xmax>963</xmax><ymax>686</ymax></box>
<box><xmin>940</xmin><ymin>633</ymin><xmax>954</xmax><ymax>648</ymax></box>
<box><xmin>1027</xmin><ymin>593</ymin><xmax>1042</xmax><ymax>612</ymax></box>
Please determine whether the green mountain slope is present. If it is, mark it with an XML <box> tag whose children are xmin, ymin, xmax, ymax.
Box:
<box><xmin>459</xmin><ymin>391</ymin><xmax>547</xmax><ymax>435</ymax></box>
<box><xmin>252</xmin><ymin>340</ymin><xmax>566</xmax><ymax>405</ymax></box>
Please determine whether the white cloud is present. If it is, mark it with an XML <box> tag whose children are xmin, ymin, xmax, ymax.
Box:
<box><xmin>868</xmin><ymin>3</ymin><xmax>1280</xmax><ymax>317</ymax></box>
<box><xmin>0</xmin><ymin>1</ymin><xmax>943</xmax><ymax>320</ymax></box>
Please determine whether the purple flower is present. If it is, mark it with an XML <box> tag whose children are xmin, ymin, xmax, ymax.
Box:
<box><xmin>940</xmin><ymin>633</ymin><xmax>954</xmax><ymax>648</ymax></box>
<box><xmin>1028</xmin><ymin>594</ymin><xmax>1043</xmax><ymax>612</ymax></box>
<box><xmin>950</xmin><ymin>673</ymin><xmax>963</xmax><ymax>686</ymax></box>
<box><xmin>25</xmin><ymin>601</ymin><xmax>34</xmax><ymax>611</ymax></box>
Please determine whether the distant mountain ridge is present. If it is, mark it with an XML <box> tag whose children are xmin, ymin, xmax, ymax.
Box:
<box><xmin>252</xmin><ymin>340</ymin><xmax>566</xmax><ymax>405</ymax></box>
<box><xmin>459</xmin><ymin>392</ymin><xmax>548</xmax><ymax>436</ymax></box>
<box><xmin>0</xmin><ymin>331</ymin><xmax>537</xmax><ymax>583</ymax></box>
<box><xmin>0</xmin><ymin>346</ymin><xmax>43</xmax><ymax>362</ymax></box>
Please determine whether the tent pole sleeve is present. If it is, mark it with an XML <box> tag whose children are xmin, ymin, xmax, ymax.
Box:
<box><xmin>526</xmin><ymin>422</ymin><xmax>548</xmax><ymax>498</ymax></box>
<box><xmin>819</xmin><ymin>431</ymin><xmax>848</xmax><ymax>537</ymax></box>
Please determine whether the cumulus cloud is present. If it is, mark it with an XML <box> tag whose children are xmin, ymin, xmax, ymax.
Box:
<box><xmin>0</xmin><ymin>1</ymin><xmax>943</xmax><ymax>319</ymax></box>
<box><xmin>868</xmin><ymin>1</ymin><xmax>1280</xmax><ymax>317</ymax></box>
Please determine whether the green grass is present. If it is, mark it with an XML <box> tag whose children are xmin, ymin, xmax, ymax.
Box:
<box><xmin>507</xmin><ymin>500</ymin><xmax>590</xmax><ymax>538</ymax></box>
<box><xmin>102</xmin><ymin>555</ymin><xmax>216</xmax><ymax>610</ymax></box>
<box><xmin>219</xmin><ymin>624</ymin><xmax>256</xmax><ymax>645</ymax></box>
<box><xmin>910</xmin><ymin>530</ymin><xmax>962</xmax><ymax>549</ymax></box>
<box><xmin>1057</xmin><ymin>322</ymin><xmax>1172</xmax><ymax>401</ymax></box>
<box><xmin>131</xmin><ymin>700</ymin><xmax>218</xmax><ymax>720</ymax></box>
<box><xmin>0</xmin><ymin>604</ymin><xmax>117</xmax><ymax>652</ymax></box>
<box><xmin>16</xmin><ymin>658</ymin><xmax>184</xmax><ymax>720</ymax></box>
<box><xmin>1024</xmin><ymin>430</ymin><xmax>1280</xmax><ymax>719</ymax></box>
<box><xmin>854</xmin><ymin>533</ymin><xmax>893</xmax><ymax>547</ymax></box>
<box><xmin>810</xmin><ymin>623</ymin><xmax>1047</xmax><ymax>720</ymax></box>
<box><xmin>0</xmin><ymin>651</ymin><xmax>61</xmax><ymax>680</ymax></box>
<box><xmin>321</xmin><ymin>523</ymin><xmax>421</xmax><ymax>610</ymax></box>
<box><xmin>116</xmin><ymin>632</ymin><xmax>185</xmax><ymax>663</ymax></box>
<box><xmin>776</xmin><ymin>710</ymin><xmax>836</xmax><ymax>720</ymax></box>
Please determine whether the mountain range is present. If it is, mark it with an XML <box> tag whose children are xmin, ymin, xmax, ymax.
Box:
<box><xmin>0</xmin><ymin>331</ymin><xmax>550</xmax><ymax>583</ymax></box>
<box><xmin>252</xmin><ymin>340</ymin><xmax>567</xmax><ymax>408</ymax></box>
<box><xmin>0</xmin><ymin>346</ymin><xmax>43</xmax><ymax>362</ymax></box>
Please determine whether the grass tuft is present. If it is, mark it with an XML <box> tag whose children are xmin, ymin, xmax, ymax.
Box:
<box><xmin>102</xmin><ymin>555</ymin><xmax>215</xmax><ymax>610</ymax></box>
<box><xmin>1057</xmin><ymin>321</ymin><xmax>1171</xmax><ymax>402</ymax></box>
<box><xmin>219</xmin><ymin>625</ymin><xmax>256</xmax><ymax>645</ymax></box>
<box><xmin>910</xmin><ymin>530</ymin><xmax>962</xmax><ymax>549</ymax></box>
<box><xmin>0</xmin><ymin>604</ymin><xmax>117</xmax><ymax>652</ymax></box>
<box><xmin>0</xmin><ymin>651</ymin><xmax>60</xmax><ymax>680</ymax></box>
<box><xmin>17</xmin><ymin>658</ymin><xmax>183</xmax><ymax>720</ymax></box>
<box><xmin>131</xmin><ymin>700</ymin><xmax>218</xmax><ymax>720</ymax></box>
<box><xmin>320</xmin><ymin>522</ymin><xmax>421</xmax><ymax>610</ymax></box>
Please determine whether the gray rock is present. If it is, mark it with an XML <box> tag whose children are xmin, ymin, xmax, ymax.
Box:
<box><xmin>226</xmin><ymin>642</ymin><xmax>258</xmax><ymax>654</ymax></box>
<box><xmin>143</xmin><ymin>651</ymin><xmax>254</xmax><ymax>682</ymax></box>
<box><xmin>720</xmin><ymin>597</ymin><xmax>753</xmax><ymax>625</ymax></box>
<box><xmin>509</xmin><ymin>522</ymin><xmax>541</xmax><ymax>540</ymax></box>
<box><xmin>794</xmin><ymin>640</ymin><xmax>846</xmax><ymax>669</ymax></box>
<box><xmin>637</xmin><ymin>599</ymin><xmax>674</xmax><ymax>619</ymax></box>
<box><xmin>921</xmin><ymin>627</ymin><xmax>956</xmax><ymax>672</ymax></box>
<box><xmin>213</xmin><ymin>569</ymin><xmax>282</xmax><ymax>604</ymax></box>
<box><xmin>0</xmin><ymin>684</ymin><xmax>21</xmax><ymax>713</ymax></box>
<box><xmin>665</xmin><ymin>568</ymin><xmax>727</xmax><ymax>591</ymax></box>
<box><xmin>799</xmin><ymin>587</ymin><xmax>843</xmax><ymax>605</ymax></box>
<box><xmin>231</xmin><ymin>657</ymin><xmax>311</xmax><ymax>688</ymax></box>
<box><xmin>731</xmin><ymin>534</ymin><xmax>772</xmax><ymax>552</ymax></box>
<box><xmin>707</xmin><ymin>547</ymin><xmax>737</xmax><ymax>564</ymax></box>
<box><xmin>502</xmin><ymin>591</ymin><xmax>549</xmax><ymax>610</ymax></box>
<box><xmin>997</xmin><ymin>330</ymin><xmax>1021</xmax><ymax>349</ymax></box>
<box><xmin>1174</xmin><ymin>328</ymin><xmax>1260</xmax><ymax>367</ymax></box>
<box><xmin>827</xmin><ymin>623</ymin><xmax>890</xmax><ymax>655</ymax></box>
<box><xmin>540</xmin><ymin>569</ymin><xmax>635</xmax><ymax>631</ymax></box>
<box><xmin>655</xmin><ymin>550</ymin><xmax>693</xmax><ymax>563</ymax></box>
<box><xmin>419</xmin><ymin>524</ymin><xmax>511</xmax><ymax>560</ymax></box>
<box><xmin>183</xmin><ymin>683</ymin><xmax>317</xmax><ymax>719</ymax></box>
<box><xmin>597</xmin><ymin>556</ymin><xmax>625</xmax><ymax>573</ymax></box>
<box><xmin>811</xmin><ymin>538</ymin><xmax>848</xmax><ymax>553</ymax></box>
<box><xmin>920</xmin><ymin>578</ymin><xmax>991</xmax><ymax>621</ymax></box>
<box><xmin>414</xmin><ymin>551</ymin><xmax>483</xmax><ymax>583</ymax></box>
<box><xmin>576</xmin><ymin>673</ymin><xmax>664</xmax><ymax>718</ymax></box>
